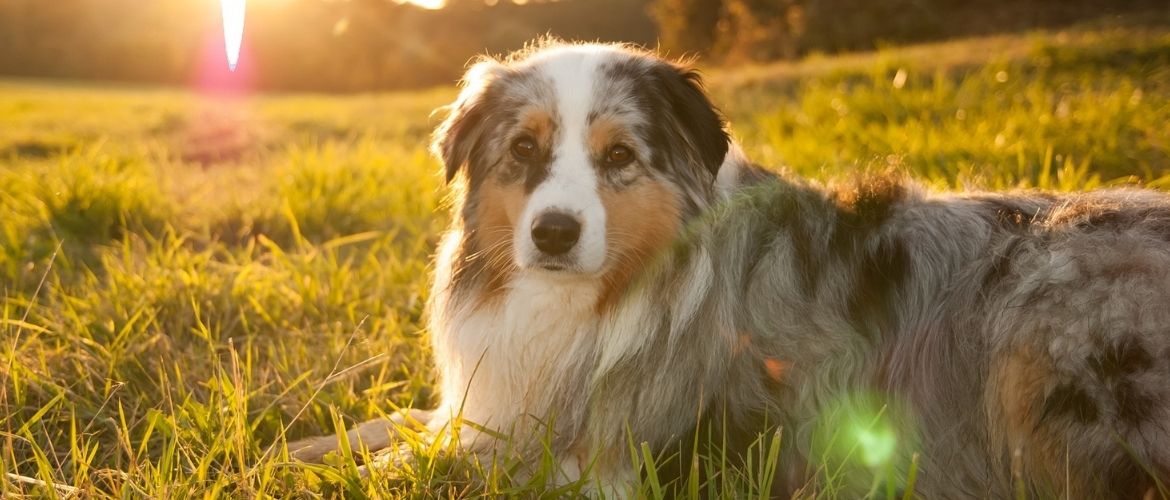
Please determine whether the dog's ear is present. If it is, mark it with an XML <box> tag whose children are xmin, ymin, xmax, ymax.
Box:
<box><xmin>432</xmin><ymin>59</ymin><xmax>507</xmax><ymax>183</ymax></box>
<box><xmin>652</xmin><ymin>62</ymin><xmax>730</xmax><ymax>179</ymax></box>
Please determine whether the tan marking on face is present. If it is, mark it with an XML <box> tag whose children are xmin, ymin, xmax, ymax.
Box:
<box><xmin>596</xmin><ymin>178</ymin><xmax>683</xmax><ymax>310</ymax></box>
<box><xmin>587</xmin><ymin>115</ymin><xmax>633</xmax><ymax>154</ymax></box>
<box><xmin>518</xmin><ymin>109</ymin><xmax>557</xmax><ymax>147</ymax></box>
<box><xmin>470</xmin><ymin>177</ymin><xmax>528</xmax><ymax>302</ymax></box>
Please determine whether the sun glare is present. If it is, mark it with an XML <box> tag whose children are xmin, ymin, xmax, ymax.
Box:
<box><xmin>220</xmin><ymin>0</ymin><xmax>246</xmax><ymax>71</ymax></box>
<box><xmin>401</xmin><ymin>0</ymin><xmax>445</xmax><ymax>9</ymax></box>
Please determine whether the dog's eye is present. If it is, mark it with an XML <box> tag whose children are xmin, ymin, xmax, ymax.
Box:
<box><xmin>604</xmin><ymin>145</ymin><xmax>633</xmax><ymax>166</ymax></box>
<box><xmin>511</xmin><ymin>137</ymin><xmax>538</xmax><ymax>160</ymax></box>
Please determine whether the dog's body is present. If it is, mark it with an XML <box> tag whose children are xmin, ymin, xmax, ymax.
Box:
<box><xmin>290</xmin><ymin>43</ymin><xmax>1170</xmax><ymax>497</ymax></box>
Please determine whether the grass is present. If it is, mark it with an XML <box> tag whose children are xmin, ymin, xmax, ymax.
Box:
<box><xmin>3</xmin><ymin>12</ymin><xmax>1170</xmax><ymax>497</ymax></box>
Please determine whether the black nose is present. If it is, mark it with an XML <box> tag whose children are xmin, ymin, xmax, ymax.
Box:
<box><xmin>531</xmin><ymin>212</ymin><xmax>581</xmax><ymax>256</ymax></box>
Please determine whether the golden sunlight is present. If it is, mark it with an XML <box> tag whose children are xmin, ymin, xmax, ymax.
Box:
<box><xmin>220</xmin><ymin>0</ymin><xmax>245</xmax><ymax>71</ymax></box>
<box><xmin>400</xmin><ymin>0</ymin><xmax>445</xmax><ymax>9</ymax></box>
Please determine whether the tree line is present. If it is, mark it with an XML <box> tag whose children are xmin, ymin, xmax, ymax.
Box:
<box><xmin>653</xmin><ymin>0</ymin><xmax>1164</xmax><ymax>63</ymax></box>
<box><xmin>0</xmin><ymin>0</ymin><xmax>1160</xmax><ymax>91</ymax></box>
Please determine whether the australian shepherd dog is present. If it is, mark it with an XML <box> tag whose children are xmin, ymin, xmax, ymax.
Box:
<box><xmin>290</xmin><ymin>41</ymin><xmax>1170</xmax><ymax>497</ymax></box>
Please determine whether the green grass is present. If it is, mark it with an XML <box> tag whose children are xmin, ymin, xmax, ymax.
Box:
<box><xmin>3</xmin><ymin>13</ymin><xmax>1170</xmax><ymax>497</ymax></box>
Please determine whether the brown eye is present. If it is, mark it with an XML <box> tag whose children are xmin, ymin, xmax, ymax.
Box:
<box><xmin>511</xmin><ymin>137</ymin><xmax>537</xmax><ymax>160</ymax></box>
<box><xmin>605</xmin><ymin>144</ymin><xmax>633</xmax><ymax>166</ymax></box>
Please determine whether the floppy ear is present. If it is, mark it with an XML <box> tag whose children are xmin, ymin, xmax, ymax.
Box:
<box><xmin>431</xmin><ymin>59</ymin><xmax>507</xmax><ymax>183</ymax></box>
<box><xmin>652</xmin><ymin>62</ymin><xmax>730</xmax><ymax>179</ymax></box>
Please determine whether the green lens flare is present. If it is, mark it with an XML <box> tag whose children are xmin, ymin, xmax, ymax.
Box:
<box><xmin>855</xmin><ymin>425</ymin><xmax>897</xmax><ymax>468</ymax></box>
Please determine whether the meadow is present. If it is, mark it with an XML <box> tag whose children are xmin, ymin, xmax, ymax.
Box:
<box><xmin>3</xmin><ymin>13</ymin><xmax>1170</xmax><ymax>497</ymax></box>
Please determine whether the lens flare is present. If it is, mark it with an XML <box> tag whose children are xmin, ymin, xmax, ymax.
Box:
<box><xmin>220</xmin><ymin>0</ymin><xmax>246</xmax><ymax>71</ymax></box>
<box><xmin>406</xmin><ymin>0</ymin><xmax>445</xmax><ymax>8</ymax></box>
<box><xmin>855</xmin><ymin>425</ymin><xmax>897</xmax><ymax>468</ymax></box>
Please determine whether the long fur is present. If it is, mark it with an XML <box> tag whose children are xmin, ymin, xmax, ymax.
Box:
<box><xmin>290</xmin><ymin>41</ymin><xmax>1170</xmax><ymax>498</ymax></box>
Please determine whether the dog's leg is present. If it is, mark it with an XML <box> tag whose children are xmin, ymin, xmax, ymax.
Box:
<box><xmin>288</xmin><ymin>408</ymin><xmax>434</xmax><ymax>463</ymax></box>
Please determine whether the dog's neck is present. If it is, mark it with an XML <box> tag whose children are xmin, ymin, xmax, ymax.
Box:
<box><xmin>429</xmin><ymin>256</ymin><xmax>602</xmax><ymax>442</ymax></box>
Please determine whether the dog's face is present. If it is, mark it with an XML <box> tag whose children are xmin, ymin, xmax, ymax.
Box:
<box><xmin>434</xmin><ymin>43</ymin><xmax>728</xmax><ymax>295</ymax></box>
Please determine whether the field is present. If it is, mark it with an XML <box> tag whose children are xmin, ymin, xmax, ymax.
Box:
<box><xmin>3</xmin><ymin>13</ymin><xmax>1170</xmax><ymax>497</ymax></box>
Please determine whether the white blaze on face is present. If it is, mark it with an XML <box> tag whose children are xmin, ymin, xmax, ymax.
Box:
<box><xmin>515</xmin><ymin>49</ymin><xmax>610</xmax><ymax>275</ymax></box>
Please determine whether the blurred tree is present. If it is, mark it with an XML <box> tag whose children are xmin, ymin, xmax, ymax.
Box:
<box><xmin>800</xmin><ymin>0</ymin><xmax>943</xmax><ymax>53</ymax></box>
<box><xmin>650</xmin><ymin>0</ymin><xmax>1165</xmax><ymax>63</ymax></box>
<box><xmin>651</xmin><ymin>0</ymin><xmax>722</xmax><ymax>56</ymax></box>
<box><xmin>714</xmin><ymin>0</ymin><xmax>802</xmax><ymax>62</ymax></box>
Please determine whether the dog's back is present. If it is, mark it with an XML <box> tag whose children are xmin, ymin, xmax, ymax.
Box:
<box><xmin>979</xmin><ymin>190</ymin><xmax>1170</xmax><ymax>497</ymax></box>
<box><xmin>741</xmin><ymin>182</ymin><xmax>1170</xmax><ymax>497</ymax></box>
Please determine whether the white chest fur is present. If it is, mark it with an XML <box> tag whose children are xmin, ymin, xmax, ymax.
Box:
<box><xmin>432</xmin><ymin>271</ymin><xmax>601</xmax><ymax>439</ymax></box>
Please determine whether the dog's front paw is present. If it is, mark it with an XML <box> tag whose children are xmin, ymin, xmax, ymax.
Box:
<box><xmin>287</xmin><ymin>433</ymin><xmax>348</xmax><ymax>463</ymax></box>
<box><xmin>286</xmin><ymin>409</ymin><xmax>434</xmax><ymax>463</ymax></box>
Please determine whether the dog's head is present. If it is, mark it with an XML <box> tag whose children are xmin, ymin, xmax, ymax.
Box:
<box><xmin>433</xmin><ymin>42</ymin><xmax>728</xmax><ymax>293</ymax></box>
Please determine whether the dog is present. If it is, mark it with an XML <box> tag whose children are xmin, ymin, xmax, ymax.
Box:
<box><xmin>289</xmin><ymin>41</ymin><xmax>1170</xmax><ymax>497</ymax></box>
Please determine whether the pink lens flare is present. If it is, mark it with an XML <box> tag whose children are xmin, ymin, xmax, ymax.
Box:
<box><xmin>197</xmin><ymin>28</ymin><xmax>254</xmax><ymax>95</ymax></box>
<box><xmin>220</xmin><ymin>0</ymin><xmax>246</xmax><ymax>71</ymax></box>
